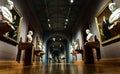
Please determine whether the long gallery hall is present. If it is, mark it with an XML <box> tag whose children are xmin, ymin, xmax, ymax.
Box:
<box><xmin>0</xmin><ymin>0</ymin><xmax>120</xmax><ymax>74</ymax></box>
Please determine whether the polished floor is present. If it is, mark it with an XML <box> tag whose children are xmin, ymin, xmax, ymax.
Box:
<box><xmin>0</xmin><ymin>59</ymin><xmax>120</xmax><ymax>74</ymax></box>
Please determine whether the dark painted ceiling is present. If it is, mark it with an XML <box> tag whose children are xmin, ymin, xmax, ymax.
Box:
<box><xmin>25</xmin><ymin>0</ymin><xmax>100</xmax><ymax>52</ymax></box>
<box><xmin>26</xmin><ymin>0</ymin><xmax>91</xmax><ymax>33</ymax></box>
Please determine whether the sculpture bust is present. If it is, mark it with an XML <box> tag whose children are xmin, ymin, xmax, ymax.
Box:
<box><xmin>74</xmin><ymin>41</ymin><xmax>78</xmax><ymax>50</ymax></box>
<box><xmin>0</xmin><ymin>0</ymin><xmax>14</xmax><ymax>24</ymax></box>
<box><xmin>6</xmin><ymin>0</ymin><xmax>14</xmax><ymax>10</ymax></box>
<box><xmin>86</xmin><ymin>29</ymin><xmax>93</xmax><ymax>42</ymax></box>
<box><xmin>108</xmin><ymin>2</ymin><xmax>120</xmax><ymax>29</ymax></box>
<box><xmin>37</xmin><ymin>41</ymin><xmax>42</xmax><ymax>50</ymax></box>
<box><xmin>27</xmin><ymin>31</ymin><xmax>33</xmax><ymax>43</ymax></box>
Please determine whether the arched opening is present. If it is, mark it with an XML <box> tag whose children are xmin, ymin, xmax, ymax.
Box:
<box><xmin>46</xmin><ymin>34</ymin><xmax>69</xmax><ymax>63</ymax></box>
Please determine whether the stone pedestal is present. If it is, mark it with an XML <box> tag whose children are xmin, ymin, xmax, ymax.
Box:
<box><xmin>0</xmin><ymin>22</ymin><xmax>14</xmax><ymax>37</ymax></box>
<box><xmin>17</xmin><ymin>42</ymin><xmax>34</xmax><ymax>65</ymax></box>
<box><xmin>84</xmin><ymin>42</ymin><xmax>100</xmax><ymax>64</ymax></box>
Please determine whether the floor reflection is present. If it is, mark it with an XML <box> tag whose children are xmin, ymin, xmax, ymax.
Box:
<box><xmin>0</xmin><ymin>62</ymin><xmax>120</xmax><ymax>74</ymax></box>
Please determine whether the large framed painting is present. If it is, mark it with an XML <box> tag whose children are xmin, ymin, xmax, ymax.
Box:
<box><xmin>1</xmin><ymin>7</ymin><xmax>22</xmax><ymax>45</ymax></box>
<box><xmin>95</xmin><ymin>0</ymin><xmax>120</xmax><ymax>46</ymax></box>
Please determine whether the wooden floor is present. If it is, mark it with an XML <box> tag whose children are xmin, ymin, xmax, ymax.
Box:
<box><xmin>0</xmin><ymin>59</ymin><xmax>120</xmax><ymax>74</ymax></box>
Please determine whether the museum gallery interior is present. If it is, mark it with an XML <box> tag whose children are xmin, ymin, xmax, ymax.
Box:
<box><xmin>0</xmin><ymin>0</ymin><xmax>120</xmax><ymax>74</ymax></box>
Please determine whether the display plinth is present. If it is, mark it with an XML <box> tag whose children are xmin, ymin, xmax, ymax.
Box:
<box><xmin>17</xmin><ymin>42</ymin><xmax>34</xmax><ymax>65</ymax></box>
<box><xmin>71</xmin><ymin>50</ymin><xmax>77</xmax><ymax>61</ymax></box>
<box><xmin>71</xmin><ymin>50</ymin><xmax>77</xmax><ymax>56</ymax></box>
<box><xmin>84</xmin><ymin>41</ymin><xmax>100</xmax><ymax>64</ymax></box>
<box><xmin>34</xmin><ymin>50</ymin><xmax>45</xmax><ymax>57</ymax></box>
<box><xmin>75</xmin><ymin>49</ymin><xmax>83</xmax><ymax>54</ymax></box>
<box><xmin>110</xmin><ymin>22</ymin><xmax>120</xmax><ymax>37</ymax></box>
<box><xmin>0</xmin><ymin>22</ymin><xmax>14</xmax><ymax>37</ymax></box>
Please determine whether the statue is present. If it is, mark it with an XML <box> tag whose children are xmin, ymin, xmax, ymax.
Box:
<box><xmin>27</xmin><ymin>31</ymin><xmax>33</xmax><ymax>43</ymax></box>
<box><xmin>108</xmin><ymin>2</ymin><xmax>120</xmax><ymax>29</ymax></box>
<box><xmin>0</xmin><ymin>0</ymin><xmax>14</xmax><ymax>24</ymax></box>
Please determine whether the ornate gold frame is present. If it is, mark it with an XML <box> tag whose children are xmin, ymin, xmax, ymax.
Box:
<box><xmin>95</xmin><ymin>0</ymin><xmax>120</xmax><ymax>45</ymax></box>
<box><xmin>1</xmin><ymin>7</ymin><xmax>22</xmax><ymax>45</ymax></box>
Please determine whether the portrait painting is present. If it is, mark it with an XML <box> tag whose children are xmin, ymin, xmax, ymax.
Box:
<box><xmin>1</xmin><ymin>7</ymin><xmax>22</xmax><ymax>45</ymax></box>
<box><xmin>95</xmin><ymin>0</ymin><xmax>120</xmax><ymax>45</ymax></box>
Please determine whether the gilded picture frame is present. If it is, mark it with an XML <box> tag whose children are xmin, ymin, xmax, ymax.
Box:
<box><xmin>95</xmin><ymin>0</ymin><xmax>120</xmax><ymax>45</ymax></box>
<box><xmin>1</xmin><ymin>7</ymin><xmax>22</xmax><ymax>45</ymax></box>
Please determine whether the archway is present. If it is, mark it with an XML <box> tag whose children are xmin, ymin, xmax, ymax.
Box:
<box><xmin>46</xmin><ymin>34</ymin><xmax>68</xmax><ymax>63</ymax></box>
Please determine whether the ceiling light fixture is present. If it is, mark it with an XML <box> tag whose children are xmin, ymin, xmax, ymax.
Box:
<box><xmin>70</xmin><ymin>0</ymin><xmax>74</xmax><ymax>3</ymax></box>
<box><xmin>53</xmin><ymin>37</ymin><xmax>56</xmax><ymax>41</ymax></box>
<box><xmin>66</xmin><ymin>19</ymin><xmax>68</xmax><ymax>22</ymax></box>
<box><xmin>64</xmin><ymin>26</ymin><xmax>67</xmax><ymax>29</ymax></box>
<box><xmin>60</xmin><ymin>44</ymin><xmax>62</xmax><ymax>47</ymax></box>
<box><xmin>53</xmin><ymin>45</ymin><xmax>54</xmax><ymax>47</ymax></box>
<box><xmin>66</xmin><ymin>0</ymin><xmax>72</xmax><ymax>27</ymax></box>
<box><xmin>48</xmin><ymin>24</ymin><xmax>51</xmax><ymax>28</ymax></box>
<box><xmin>59</xmin><ymin>38</ymin><xmax>62</xmax><ymax>40</ymax></box>
<box><xmin>65</xmin><ymin>22</ymin><xmax>67</xmax><ymax>25</ymax></box>
<box><xmin>48</xmin><ymin>19</ymin><xmax>50</xmax><ymax>21</ymax></box>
